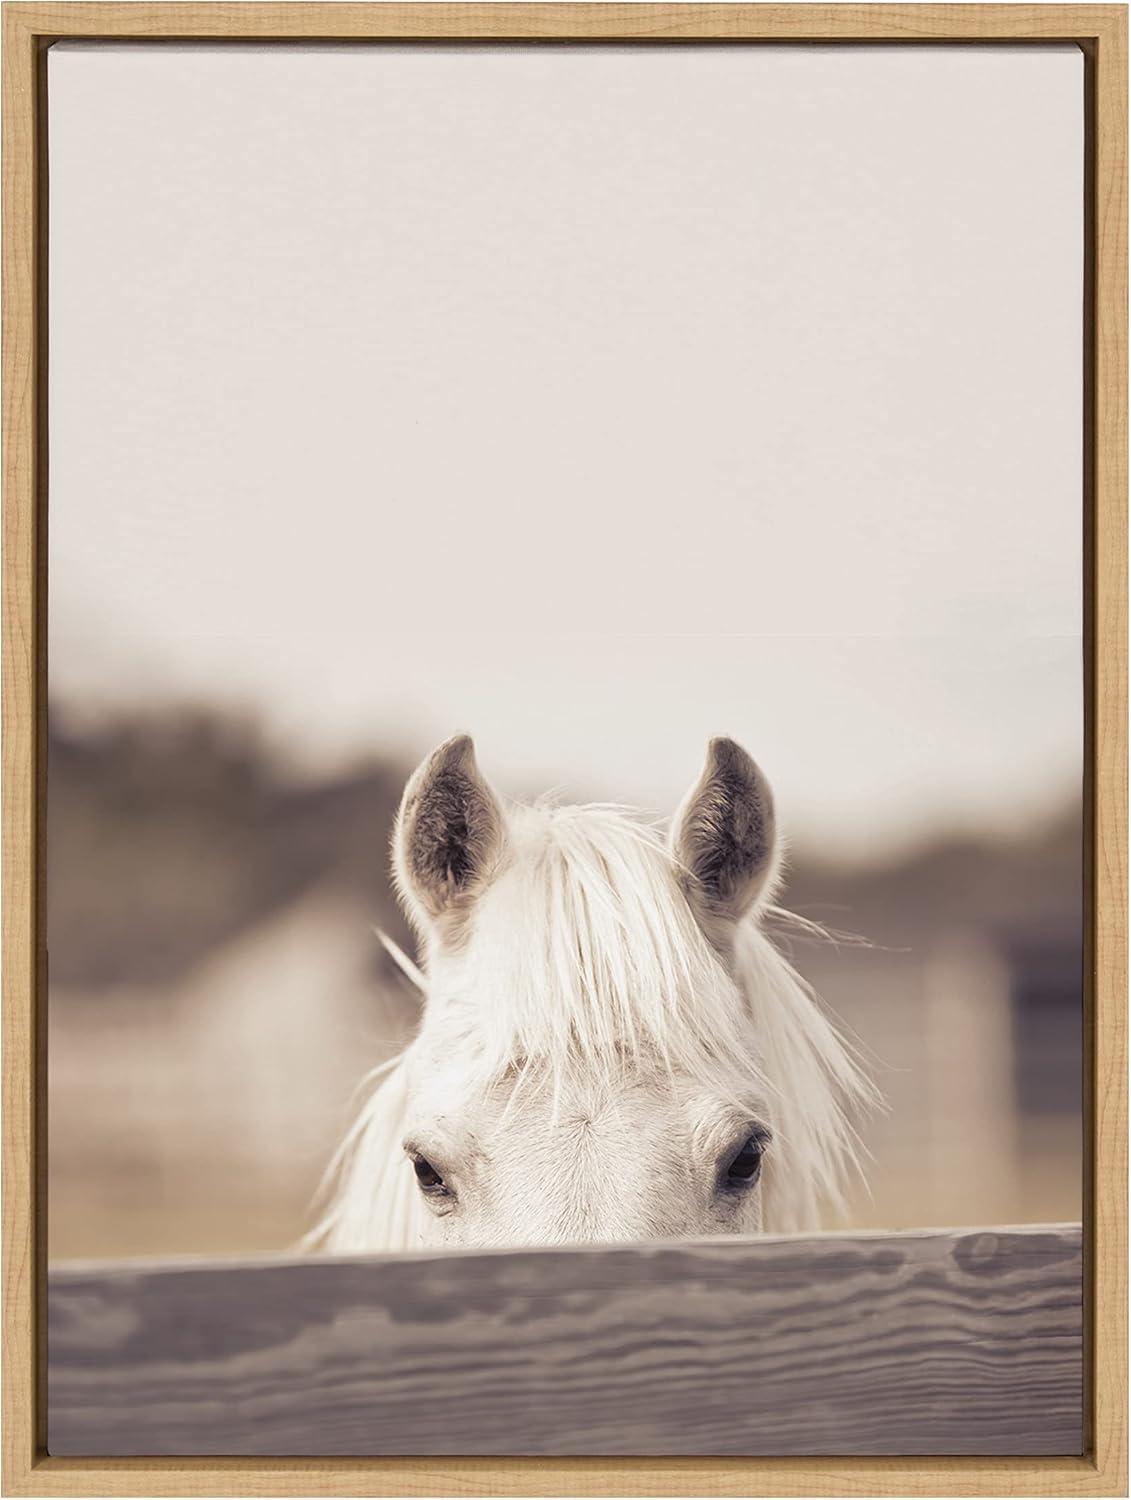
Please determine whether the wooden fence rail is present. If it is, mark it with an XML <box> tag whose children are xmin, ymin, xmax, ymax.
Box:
<box><xmin>48</xmin><ymin>1224</ymin><xmax>1083</xmax><ymax>1458</ymax></box>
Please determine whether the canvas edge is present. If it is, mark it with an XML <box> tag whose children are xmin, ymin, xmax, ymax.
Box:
<box><xmin>1088</xmin><ymin>3</ymin><xmax>1129</xmax><ymax>1496</ymax></box>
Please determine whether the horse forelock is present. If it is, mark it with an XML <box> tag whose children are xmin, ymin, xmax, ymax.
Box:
<box><xmin>423</xmin><ymin>801</ymin><xmax>764</xmax><ymax>1098</ymax></box>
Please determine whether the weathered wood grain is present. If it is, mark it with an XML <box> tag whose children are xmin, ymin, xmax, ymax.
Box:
<box><xmin>48</xmin><ymin>1226</ymin><xmax>1082</xmax><ymax>1458</ymax></box>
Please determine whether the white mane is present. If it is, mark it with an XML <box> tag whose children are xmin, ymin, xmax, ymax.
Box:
<box><xmin>308</xmin><ymin>801</ymin><xmax>877</xmax><ymax>1252</ymax></box>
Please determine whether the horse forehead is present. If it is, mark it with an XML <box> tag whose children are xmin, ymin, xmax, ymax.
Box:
<box><xmin>407</xmin><ymin>1055</ymin><xmax>724</xmax><ymax>1155</ymax></box>
<box><xmin>458</xmin><ymin>1084</ymin><xmax>698</xmax><ymax>1213</ymax></box>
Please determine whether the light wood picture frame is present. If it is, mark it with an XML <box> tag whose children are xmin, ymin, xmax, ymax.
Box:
<box><xmin>2</xmin><ymin>4</ymin><xmax>1126</xmax><ymax>1495</ymax></box>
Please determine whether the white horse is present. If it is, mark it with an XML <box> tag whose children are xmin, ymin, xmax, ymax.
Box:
<box><xmin>310</xmin><ymin>735</ymin><xmax>877</xmax><ymax>1251</ymax></box>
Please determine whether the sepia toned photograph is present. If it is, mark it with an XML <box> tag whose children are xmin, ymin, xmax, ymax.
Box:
<box><xmin>8</xmin><ymin>19</ymin><xmax>1112</xmax><ymax>1477</ymax></box>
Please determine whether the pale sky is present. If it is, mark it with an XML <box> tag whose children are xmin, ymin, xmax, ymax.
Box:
<box><xmin>48</xmin><ymin>43</ymin><xmax>1083</xmax><ymax>857</ymax></box>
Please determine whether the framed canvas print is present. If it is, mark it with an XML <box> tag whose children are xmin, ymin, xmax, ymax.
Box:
<box><xmin>2</xmin><ymin>5</ymin><xmax>1126</xmax><ymax>1497</ymax></box>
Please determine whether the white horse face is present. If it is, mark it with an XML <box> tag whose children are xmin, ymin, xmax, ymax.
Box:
<box><xmin>390</xmin><ymin>733</ymin><xmax>781</xmax><ymax>1249</ymax></box>
<box><xmin>312</xmin><ymin>738</ymin><xmax>876</xmax><ymax>1253</ymax></box>
<box><xmin>400</xmin><ymin>1045</ymin><xmax>773</xmax><ymax>1248</ymax></box>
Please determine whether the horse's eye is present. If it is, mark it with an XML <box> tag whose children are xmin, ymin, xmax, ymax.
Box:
<box><xmin>412</xmin><ymin>1155</ymin><xmax>446</xmax><ymax>1192</ymax></box>
<box><xmin>725</xmin><ymin>1133</ymin><xmax>766</xmax><ymax>1186</ymax></box>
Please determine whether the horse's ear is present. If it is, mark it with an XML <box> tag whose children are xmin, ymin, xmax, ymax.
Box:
<box><xmin>393</xmin><ymin>735</ymin><xmax>505</xmax><ymax>930</ymax></box>
<box><xmin>671</xmin><ymin>738</ymin><xmax>779</xmax><ymax>923</ymax></box>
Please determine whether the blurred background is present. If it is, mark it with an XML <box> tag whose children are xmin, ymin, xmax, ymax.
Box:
<box><xmin>47</xmin><ymin>42</ymin><xmax>1084</xmax><ymax>1258</ymax></box>
<box><xmin>47</xmin><ymin>698</ymin><xmax>1083</xmax><ymax>1259</ymax></box>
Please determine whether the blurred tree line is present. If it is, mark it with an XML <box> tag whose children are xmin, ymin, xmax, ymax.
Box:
<box><xmin>47</xmin><ymin>706</ymin><xmax>1081</xmax><ymax>994</ymax></box>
